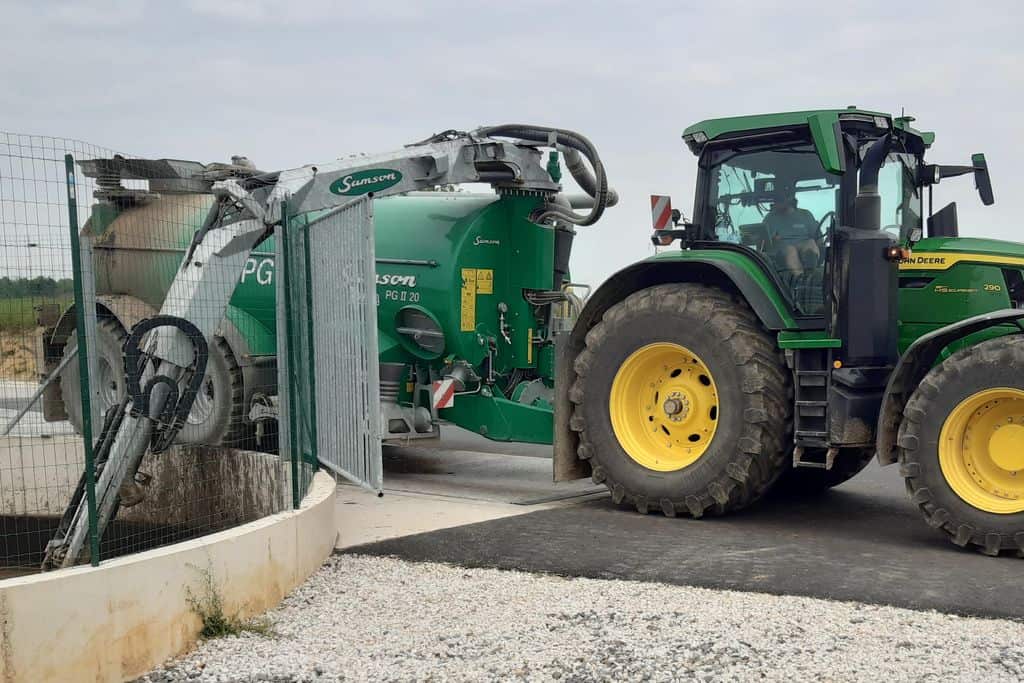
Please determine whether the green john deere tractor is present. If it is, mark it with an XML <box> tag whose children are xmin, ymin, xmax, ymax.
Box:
<box><xmin>555</xmin><ymin>107</ymin><xmax>1024</xmax><ymax>555</ymax></box>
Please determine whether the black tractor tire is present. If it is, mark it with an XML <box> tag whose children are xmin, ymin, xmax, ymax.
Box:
<box><xmin>569</xmin><ymin>283</ymin><xmax>792</xmax><ymax>517</ymax></box>
<box><xmin>61</xmin><ymin>319</ymin><xmax>248</xmax><ymax>447</ymax></box>
<box><xmin>898</xmin><ymin>335</ymin><xmax>1024</xmax><ymax>556</ymax></box>
<box><xmin>772</xmin><ymin>447</ymin><xmax>874</xmax><ymax>495</ymax></box>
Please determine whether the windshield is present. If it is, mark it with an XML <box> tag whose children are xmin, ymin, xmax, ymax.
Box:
<box><xmin>705</xmin><ymin>143</ymin><xmax>839</xmax><ymax>315</ymax></box>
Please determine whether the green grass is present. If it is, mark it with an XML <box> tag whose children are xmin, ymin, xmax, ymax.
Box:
<box><xmin>0</xmin><ymin>296</ymin><xmax>71</xmax><ymax>331</ymax></box>
<box><xmin>186</xmin><ymin>563</ymin><xmax>276</xmax><ymax>640</ymax></box>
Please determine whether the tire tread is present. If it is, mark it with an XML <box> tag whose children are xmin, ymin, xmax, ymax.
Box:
<box><xmin>570</xmin><ymin>283</ymin><xmax>792</xmax><ymax>517</ymax></box>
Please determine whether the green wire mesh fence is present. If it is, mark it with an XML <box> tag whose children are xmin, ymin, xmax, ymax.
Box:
<box><xmin>0</xmin><ymin>133</ymin><xmax>302</xmax><ymax>575</ymax></box>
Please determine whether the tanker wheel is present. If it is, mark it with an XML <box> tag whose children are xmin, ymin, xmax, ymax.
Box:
<box><xmin>569</xmin><ymin>283</ymin><xmax>792</xmax><ymax>517</ymax></box>
<box><xmin>60</xmin><ymin>315</ymin><xmax>129</xmax><ymax>435</ymax></box>
<box><xmin>898</xmin><ymin>335</ymin><xmax>1024</xmax><ymax>556</ymax></box>
<box><xmin>772</xmin><ymin>447</ymin><xmax>874</xmax><ymax>495</ymax></box>
<box><xmin>60</xmin><ymin>317</ymin><xmax>248</xmax><ymax>447</ymax></box>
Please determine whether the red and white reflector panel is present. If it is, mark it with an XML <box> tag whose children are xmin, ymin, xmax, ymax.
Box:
<box><xmin>432</xmin><ymin>378</ymin><xmax>456</xmax><ymax>410</ymax></box>
<box><xmin>651</xmin><ymin>195</ymin><xmax>673</xmax><ymax>231</ymax></box>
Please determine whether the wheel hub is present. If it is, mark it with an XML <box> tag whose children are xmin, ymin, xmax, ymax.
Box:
<box><xmin>988</xmin><ymin>423</ymin><xmax>1024</xmax><ymax>472</ymax></box>
<box><xmin>939</xmin><ymin>387</ymin><xmax>1024</xmax><ymax>514</ymax></box>
<box><xmin>662</xmin><ymin>392</ymin><xmax>690</xmax><ymax>422</ymax></box>
<box><xmin>609</xmin><ymin>342</ymin><xmax>719</xmax><ymax>472</ymax></box>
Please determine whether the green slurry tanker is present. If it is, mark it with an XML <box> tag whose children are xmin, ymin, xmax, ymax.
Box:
<box><xmin>44</xmin><ymin>111</ymin><xmax>1024</xmax><ymax>557</ymax></box>
<box><xmin>42</xmin><ymin>141</ymin><xmax>605</xmax><ymax>450</ymax></box>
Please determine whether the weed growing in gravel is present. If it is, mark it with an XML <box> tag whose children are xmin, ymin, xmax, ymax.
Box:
<box><xmin>186</xmin><ymin>562</ymin><xmax>275</xmax><ymax>639</ymax></box>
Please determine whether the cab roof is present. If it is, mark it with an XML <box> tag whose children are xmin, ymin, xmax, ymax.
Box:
<box><xmin>683</xmin><ymin>107</ymin><xmax>934</xmax><ymax>154</ymax></box>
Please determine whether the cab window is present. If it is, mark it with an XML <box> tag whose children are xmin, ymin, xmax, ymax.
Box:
<box><xmin>704</xmin><ymin>143</ymin><xmax>840</xmax><ymax>315</ymax></box>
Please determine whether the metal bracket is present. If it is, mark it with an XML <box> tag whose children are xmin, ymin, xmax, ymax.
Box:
<box><xmin>793</xmin><ymin>446</ymin><xmax>839</xmax><ymax>470</ymax></box>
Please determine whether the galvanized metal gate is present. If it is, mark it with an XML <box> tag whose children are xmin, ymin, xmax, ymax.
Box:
<box><xmin>278</xmin><ymin>196</ymin><xmax>382</xmax><ymax>494</ymax></box>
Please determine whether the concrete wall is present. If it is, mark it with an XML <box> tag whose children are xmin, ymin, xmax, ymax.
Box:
<box><xmin>0</xmin><ymin>436</ymin><xmax>289</xmax><ymax>526</ymax></box>
<box><xmin>121</xmin><ymin>445</ymin><xmax>290</xmax><ymax>528</ymax></box>
<box><xmin>0</xmin><ymin>470</ymin><xmax>336</xmax><ymax>683</ymax></box>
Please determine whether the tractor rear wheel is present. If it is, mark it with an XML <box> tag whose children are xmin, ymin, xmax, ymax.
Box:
<box><xmin>569</xmin><ymin>283</ymin><xmax>792</xmax><ymax>517</ymax></box>
<box><xmin>899</xmin><ymin>335</ymin><xmax>1024</xmax><ymax>556</ymax></box>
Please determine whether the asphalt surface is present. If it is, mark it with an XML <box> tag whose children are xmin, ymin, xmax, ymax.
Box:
<box><xmin>351</xmin><ymin>446</ymin><xmax>1024</xmax><ymax>620</ymax></box>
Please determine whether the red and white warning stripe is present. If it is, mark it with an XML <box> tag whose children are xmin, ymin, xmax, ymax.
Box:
<box><xmin>651</xmin><ymin>195</ymin><xmax>673</xmax><ymax>231</ymax></box>
<box><xmin>432</xmin><ymin>378</ymin><xmax>456</xmax><ymax>410</ymax></box>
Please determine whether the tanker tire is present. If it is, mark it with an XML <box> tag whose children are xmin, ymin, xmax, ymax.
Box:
<box><xmin>772</xmin><ymin>447</ymin><xmax>874</xmax><ymax>495</ymax></box>
<box><xmin>570</xmin><ymin>283</ymin><xmax>792</xmax><ymax>517</ymax></box>
<box><xmin>60</xmin><ymin>319</ymin><xmax>248</xmax><ymax>447</ymax></box>
<box><xmin>177</xmin><ymin>336</ymin><xmax>249</xmax><ymax>448</ymax></box>
<box><xmin>60</xmin><ymin>315</ymin><xmax>129</xmax><ymax>436</ymax></box>
<box><xmin>898</xmin><ymin>336</ymin><xmax>1024</xmax><ymax>556</ymax></box>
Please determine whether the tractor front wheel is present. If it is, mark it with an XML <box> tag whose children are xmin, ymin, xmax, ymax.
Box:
<box><xmin>899</xmin><ymin>335</ymin><xmax>1024</xmax><ymax>555</ymax></box>
<box><xmin>569</xmin><ymin>284</ymin><xmax>792</xmax><ymax>517</ymax></box>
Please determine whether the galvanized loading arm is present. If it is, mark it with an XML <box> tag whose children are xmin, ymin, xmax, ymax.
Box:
<box><xmin>262</xmin><ymin>133</ymin><xmax>560</xmax><ymax>223</ymax></box>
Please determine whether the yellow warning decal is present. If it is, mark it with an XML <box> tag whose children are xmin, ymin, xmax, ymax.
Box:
<box><xmin>460</xmin><ymin>268</ymin><xmax>477</xmax><ymax>332</ymax></box>
<box><xmin>527</xmin><ymin>327</ymin><xmax>533</xmax><ymax>364</ymax></box>
<box><xmin>476</xmin><ymin>268</ymin><xmax>493</xmax><ymax>294</ymax></box>
<box><xmin>899</xmin><ymin>252</ymin><xmax>1024</xmax><ymax>271</ymax></box>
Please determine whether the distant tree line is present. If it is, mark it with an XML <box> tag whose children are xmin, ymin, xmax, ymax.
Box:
<box><xmin>0</xmin><ymin>276</ymin><xmax>74</xmax><ymax>298</ymax></box>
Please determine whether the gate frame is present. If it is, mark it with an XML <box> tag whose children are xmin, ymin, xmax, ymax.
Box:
<box><xmin>278</xmin><ymin>195</ymin><xmax>382</xmax><ymax>505</ymax></box>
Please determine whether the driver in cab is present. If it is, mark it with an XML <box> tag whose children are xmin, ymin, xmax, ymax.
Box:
<box><xmin>764</xmin><ymin>186</ymin><xmax>820</xmax><ymax>277</ymax></box>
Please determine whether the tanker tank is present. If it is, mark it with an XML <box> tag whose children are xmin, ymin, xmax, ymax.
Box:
<box><xmin>44</xmin><ymin>190</ymin><xmax>571</xmax><ymax>447</ymax></box>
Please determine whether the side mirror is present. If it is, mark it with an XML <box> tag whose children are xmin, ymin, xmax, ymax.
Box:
<box><xmin>927</xmin><ymin>202</ymin><xmax>959</xmax><ymax>238</ymax></box>
<box><xmin>922</xmin><ymin>155</ymin><xmax>995</xmax><ymax>208</ymax></box>
<box><xmin>971</xmin><ymin>153</ymin><xmax>994</xmax><ymax>206</ymax></box>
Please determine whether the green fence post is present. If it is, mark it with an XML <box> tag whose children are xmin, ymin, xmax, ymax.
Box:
<box><xmin>64</xmin><ymin>155</ymin><xmax>100</xmax><ymax>566</ymax></box>
<box><xmin>301</xmin><ymin>226</ymin><xmax>318</xmax><ymax>475</ymax></box>
<box><xmin>281</xmin><ymin>201</ymin><xmax>301</xmax><ymax>509</ymax></box>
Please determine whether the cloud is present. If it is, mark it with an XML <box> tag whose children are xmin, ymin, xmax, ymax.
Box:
<box><xmin>185</xmin><ymin>0</ymin><xmax>430</xmax><ymax>25</ymax></box>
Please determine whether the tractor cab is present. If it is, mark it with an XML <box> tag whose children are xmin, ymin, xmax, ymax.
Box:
<box><xmin>678</xmin><ymin>108</ymin><xmax>931</xmax><ymax>318</ymax></box>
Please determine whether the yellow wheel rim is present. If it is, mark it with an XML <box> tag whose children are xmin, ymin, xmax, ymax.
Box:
<box><xmin>939</xmin><ymin>387</ymin><xmax>1024</xmax><ymax>514</ymax></box>
<box><xmin>609</xmin><ymin>342</ymin><xmax>719</xmax><ymax>472</ymax></box>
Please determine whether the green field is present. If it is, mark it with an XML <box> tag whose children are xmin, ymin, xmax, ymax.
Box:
<box><xmin>0</xmin><ymin>296</ymin><xmax>70</xmax><ymax>331</ymax></box>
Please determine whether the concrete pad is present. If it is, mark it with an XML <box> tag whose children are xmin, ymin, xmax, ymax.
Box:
<box><xmin>335</xmin><ymin>488</ymin><xmax>537</xmax><ymax>549</ymax></box>
<box><xmin>334</xmin><ymin>426</ymin><xmax>605</xmax><ymax>549</ymax></box>
<box><xmin>0</xmin><ymin>380</ymin><xmax>74</xmax><ymax>437</ymax></box>
<box><xmin>381</xmin><ymin>427</ymin><xmax>602</xmax><ymax>504</ymax></box>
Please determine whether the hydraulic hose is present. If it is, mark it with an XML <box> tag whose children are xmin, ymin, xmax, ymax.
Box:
<box><xmin>123</xmin><ymin>315</ymin><xmax>209</xmax><ymax>453</ymax></box>
<box><xmin>563</xmin><ymin>147</ymin><xmax>618</xmax><ymax>208</ymax></box>
<box><xmin>474</xmin><ymin>124</ymin><xmax>611</xmax><ymax>227</ymax></box>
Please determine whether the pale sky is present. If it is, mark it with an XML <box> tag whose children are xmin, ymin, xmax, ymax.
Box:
<box><xmin>2</xmin><ymin>0</ymin><xmax>1022</xmax><ymax>287</ymax></box>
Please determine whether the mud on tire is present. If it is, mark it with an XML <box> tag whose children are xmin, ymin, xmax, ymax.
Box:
<box><xmin>569</xmin><ymin>283</ymin><xmax>792</xmax><ymax>517</ymax></box>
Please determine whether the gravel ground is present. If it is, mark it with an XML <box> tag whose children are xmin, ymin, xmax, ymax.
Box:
<box><xmin>140</xmin><ymin>554</ymin><xmax>1024</xmax><ymax>682</ymax></box>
